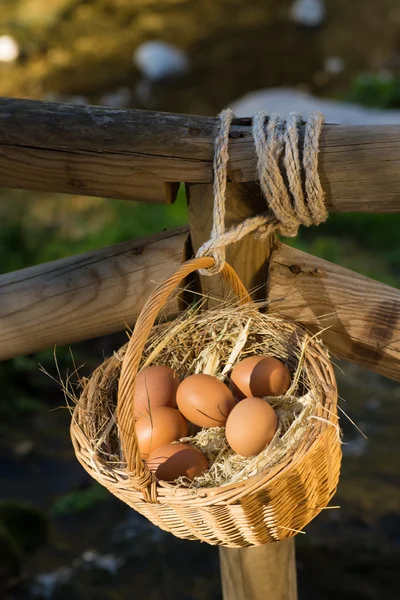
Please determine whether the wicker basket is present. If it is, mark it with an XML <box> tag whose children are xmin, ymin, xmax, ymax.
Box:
<box><xmin>71</xmin><ymin>257</ymin><xmax>341</xmax><ymax>548</ymax></box>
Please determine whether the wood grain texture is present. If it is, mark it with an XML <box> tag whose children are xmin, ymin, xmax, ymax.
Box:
<box><xmin>1</xmin><ymin>97</ymin><xmax>400</xmax><ymax>210</ymax></box>
<box><xmin>187</xmin><ymin>180</ymin><xmax>296</xmax><ymax>600</ymax></box>
<box><xmin>219</xmin><ymin>541</ymin><xmax>297</xmax><ymax>600</ymax></box>
<box><xmin>186</xmin><ymin>182</ymin><xmax>273</xmax><ymax>304</ymax></box>
<box><xmin>268</xmin><ymin>243</ymin><xmax>400</xmax><ymax>382</ymax></box>
<box><xmin>0</xmin><ymin>228</ymin><xmax>188</xmax><ymax>360</ymax></box>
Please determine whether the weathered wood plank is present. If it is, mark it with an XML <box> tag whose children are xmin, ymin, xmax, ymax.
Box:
<box><xmin>186</xmin><ymin>180</ymin><xmax>297</xmax><ymax>600</ymax></box>
<box><xmin>268</xmin><ymin>243</ymin><xmax>400</xmax><ymax>382</ymax></box>
<box><xmin>0</xmin><ymin>144</ymin><xmax>176</xmax><ymax>203</ymax></box>
<box><xmin>1</xmin><ymin>97</ymin><xmax>400</xmax><ymax>211</ymax></box>
<box><xmin>219</xmin><ymin>541</ymin><xmax>297</xmax><ymax>600</ymax></box>
<box><xmin>0</xmin><ymin>228</ymin><xmax>188</xmax><ymax>360</ymax></box>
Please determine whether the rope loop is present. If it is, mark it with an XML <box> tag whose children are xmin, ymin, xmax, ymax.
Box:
<box><xmin>196</xmin><ymin>108</ymin><xmax>326</xmax><ymax>275</ymax></box>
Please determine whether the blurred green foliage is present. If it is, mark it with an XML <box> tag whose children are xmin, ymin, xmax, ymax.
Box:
<box><xmin>290</xmin><ymin>213</ymin><xmax>400</xmax><ymax>287</ymax></box>
<box><xmin>0</xmin><ymin>186</ymin><xmax>188</xmax><ymax>272</ymax></box>
<box><xmin>344</xmin><ymin>72</ymin><xmax>400</xmax><ymax>109</ymax></box>
<box><xmin>52</xmin><ymin>483</ymin><xmax>109</xmax><ymax>516</ymax></box>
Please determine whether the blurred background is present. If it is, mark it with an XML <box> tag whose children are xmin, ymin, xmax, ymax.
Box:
<box><xmin>0</xmin><ymin>1</ymin><xmax>399</xmax><ymax>599</ymax></box>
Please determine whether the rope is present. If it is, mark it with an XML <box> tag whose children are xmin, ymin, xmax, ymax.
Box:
<box><xmin>196</xmin><ymin>109</ymin><xmax>327</xmax><ymax>275</ymax></box>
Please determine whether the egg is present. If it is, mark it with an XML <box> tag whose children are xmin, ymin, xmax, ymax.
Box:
<box><xmin>147</xmin><ymin>442</ymin><xmax>209</xmax><ymax>481</ymax></box>
<box><xmin>133</xmin><ymin>365</ymin><xmax>180</xmax><ymax>419</ymax></box>
<box><xmin>230</xmin><ymin>356</ymin><xmax>291</xmax><ymax>400</ymax></box>
<box><xmin>135</xmin><ymin>407</ymin><xmax>188</xmax><ymax>459</ymax></box>
<box><xmin>230</xmin><ymin>356</ymin><xmax>264</xmax><ymax>399</ymax></box>
<box><xmin>176</xmin><ymin>374</ymin><xmax>236</xmax><ymax>428</ymax></box>
<box><xmin>226</xmin><ymin>397</ymin><xmax>278</xmax><ymax>457</ymax></box>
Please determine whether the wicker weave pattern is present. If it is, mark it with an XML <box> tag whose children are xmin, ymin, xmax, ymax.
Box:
<box><xmin>70</xmin><ymin>258</ymin><xmax>341</xmax><ymax>547</ymax></box>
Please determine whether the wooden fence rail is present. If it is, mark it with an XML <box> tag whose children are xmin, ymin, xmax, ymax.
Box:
<box><xmin>269</xmin><ymin>244</ymin><xmax>400</xmax><ymax>382</ymax></box>
<box><xmin>0</xmin><ymin>228</ymin><xmax>187</xmax><ymax>360</ymax></box>
<box><xmin>1</xmin><ymin>98</ymin><xmax>400</xmax><ymax>211</ymax></box>
<box><xmin>1</xmin><ymin>227</ymin><xmax>399</xmax><ymax>382</ymax></box>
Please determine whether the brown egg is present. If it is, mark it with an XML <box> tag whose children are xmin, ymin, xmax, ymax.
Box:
<box><xmin>226</xmin><ymin>397</ymin><xmax>278</xmax><ymax>457</ymax></box>
<box><xmin>147</xmin><ymin>443</ymin><xmax>209</xmax><ymax>481</ymax></box>
<box><xmin>251</xmin><ymin>357</ymin><xmax>291</xmax><ymax>397</ymax></box>
<box><xmin>230</xmin><ymin>356</ymin><xmax>291</xmax><ymax>399</ymax></box>
<box><xmin>230</xmin><ymin>356</ymin><xmax>264</xmax><ymax>399</ymax></box>
<box><xmin>176</xmin><ymin>374</ymin><xmax>236</xmax><ymax>428</ymax></box>
<box><xmin>133</xmin><ymin>365</ymin><xmax>180</xmax><ymax>419</ymax></box>
<box><xmin>135</xmin><ymin>407</ymin><xmax>188</xmax><ymax>459</ymax></box>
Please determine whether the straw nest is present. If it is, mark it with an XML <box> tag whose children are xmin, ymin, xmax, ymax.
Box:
<box><xmin>74</xmin><ymin>300</ymin><xmax>337</xmax><ymax>490</ymax></box>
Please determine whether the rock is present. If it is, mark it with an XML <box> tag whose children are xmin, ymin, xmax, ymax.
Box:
<box><xmin>32</xmin><ymin>566</ymin><xmax>73</xmax><ymax>600</ymax></box>
<box><xmin>290</xmin><ymin>0</ymin><xmax>325</xmax><ymax>27</ymax></box>
<box><xmin>230</xmin><ymin>87</ymin><xmax>400</xmax><ymax>124</ymax></box>
<box><xmin>13</xmin><ymin>439</ymin><xmax>35</xmax><ymax>458</ymax></box>
<box><xmin>378</xmin><ymin>513</ymin><xmax>400</xmax><ymax>545</ymax></box>
<box><xmin>133</xmin><ymin>41</ymin><xmax>189</xmax><ymax>82</ymax></box>
<box><xmin>66</xmin><ymin>96</ymin><xmax>88</xmax><ymax>106</ymax></box>
<box><xmin>32</xmin><ymin>552</ymin><xmax>123</xmax><ymax>599</ymax></box>
<box><xmin>73</xmin><ymin>550</ymin><xmax>123</xmax><ymax>575</ymax></box>
<box><xmin>0</xmin><ymin>502</ymin><xmax>47</xmax><ymax>555</ymax></box>
<box><xmin>99</xmin><ymin>87</ymin><xmax>131</xmax><ymax>108</ymax></box>
<box><xmin>324</xmin><ymin>56</ymin><xmax>344</xmax><ymax>75</ymax></box>
<box><xmin>0</xmin><ymin>522</ymin><xmax>23</xmax><ymax>587</ymax></box>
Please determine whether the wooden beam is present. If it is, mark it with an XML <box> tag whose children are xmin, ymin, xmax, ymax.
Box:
<box><xmin>1</xmin><ymin>225</ymin><xmax>399</xmax><ymax>383</ymax></box>
<box><xmin>268</xmin><ymin>243</ymin><xmax>400</xmax><ymax>382</ymax></box>
<box><xmin>0</xmin><ymin>97</ymin><xmax>400</xmax><ymax>211</ymax></box>
<box><xmin>0</xmin><ymin>228</ymin><xmax>188</xmax><ymax>360</ymax></box>
<box><xmin>186</xmin><ymin>181</ymin><xmax>297</xmax><ymax>600</ymax></box>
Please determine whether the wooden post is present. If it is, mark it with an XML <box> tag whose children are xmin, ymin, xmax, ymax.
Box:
<box><xmin>218</xmin><ymin>539</ymin><xmax>297</xmax><ymax>600</ymax></box>
<box><xmin>186</xmin><ymin>181</ymin><xmax>297</xmax><ymax>600</ymax></box>
<box><xmin>187</xmin><ymin>182</ymin><xmax>273</xmax><ymax>301</ymax></box>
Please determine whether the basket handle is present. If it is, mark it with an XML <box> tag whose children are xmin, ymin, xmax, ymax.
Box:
<box><xmin>117</xmin><ymin>257</ymin><xmax>251</xmax><ymax>498</ymax></box>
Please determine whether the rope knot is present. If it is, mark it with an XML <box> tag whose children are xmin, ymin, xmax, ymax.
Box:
<box><xmin>196</xmin><ymin>109</ymin><xmax>326</xmax><ymax>275</ymax></box>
